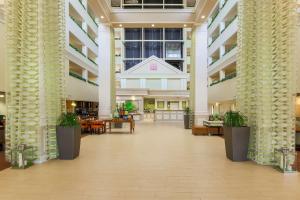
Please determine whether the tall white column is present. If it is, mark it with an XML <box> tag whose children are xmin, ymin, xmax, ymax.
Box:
<box><xmin>194</xmin><ymin>23</ymin><xmax>209</xmax><ymax>125</ymax></box>
<box><xmin>98</xmin><ymin>24</ymin><xmax>112</xmax><ymax>118</ymax></box>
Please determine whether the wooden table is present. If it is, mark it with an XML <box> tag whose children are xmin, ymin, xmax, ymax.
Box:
<box><xmin>104</xmin><ymin>118</ymin><xmax>135</xmax><ymax>134</ymax></box>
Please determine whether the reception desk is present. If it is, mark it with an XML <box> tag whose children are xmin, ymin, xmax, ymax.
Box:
<box><xmin>154</xmin><ymin>110</ymin><xmax>184</xmax><ymax>122</ymax></box>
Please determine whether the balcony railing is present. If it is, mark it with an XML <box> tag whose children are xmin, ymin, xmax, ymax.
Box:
<box><xmin>221</xmin><ymin>15</ymin><xmax>238</xmax><ymax>33</ymax></box>
<box><xmin>87</xmin><ymin>8</ymin><xmax>98</xmax><ymax>27</ymax></box>
<box><xmin>87</xmin><ymin>33</ymin><xmax>98</xmax><ymax>46</ymax></box>
<box><xmin>209</xmin><ymin>58</ymin><xmax>220</xmax><ymax>66</ymax></box>
<box><xmin>114</xmin><ymin>1</ymin><xmax>186</xmax><ymax>9</ymax></box>
<box><xmin>208</xmin><ymin>8</ymin><xmax>220</xmax><ymax>28</ymax></box>
<box><xmin>70</xmin><ymin>16</ymin><xmax>86</xmax><ymax>33</ymax></box>
<box><xmin>209</xmin><ymin>72</ymin><xmax>237</xmax><ymax>86</ymax></box>
<box><xmin>208</xmin><ymin>34</ymin><xmax>220</xmax><ymax>47</ymax></box>
<box><xmin>88</xmin><ymin>80</ymin><xmax>99</xmax><ymax>86</ymax></box>
<box><xmin>223</xmin><ymin>43</ymin><xmax>237</xmax><ymax>56</ymax></box>
<box><xmin>69</xmin><ymin>44</ymin><xmax>86</xmax><ymax>57</ymax></box>
<box><xmin>88</xmin><ymin>57</ymin><xmax>97</xmax><ymax>65</ymax></box>
<box><xmin>69</xmin><ymin>71</ymin><xmax>86</xmax><ymax>82</ymax></box>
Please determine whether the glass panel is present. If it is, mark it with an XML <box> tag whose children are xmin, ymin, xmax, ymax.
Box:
<box><xmin>124</xmin><ymin>60</ymin><xmax>142</xmax><ymax>70</ymax></box>
<box><xmin>165</xmin><ymin>42</ymin><xmax>183</xmax><ymax>59</ymax></box>
<box><xmin>124</xmin><ymin>42</ymin><xmax>142</xmax><ymax>58</ymax></box>
<box><xmin>144</xmin><ymin>0</ymin><xmax>163</xmax><ymax>4</ymax></box>
<box><xmin>125</xmin><ymin>28</ymin><xmax>142</xmax><ymax>40</ymax></box>
<box><xmin>144</xmin><ymin>28</ymin><xmax>163</xmax><ymax>40</ymax></box>
<box><xmin>144</xmin><ymin>42</ymin><xmax>163</xmax><ymax>58</ymax></box>
<box><xmin>166</xmin><ymin>60</ymin><xmax>183</xmax><ymax>71</ymax></box>
<box><xmin>165</xmin><ymin>28</ymin><xmax>183</xmax><ymax>40</ymax></box>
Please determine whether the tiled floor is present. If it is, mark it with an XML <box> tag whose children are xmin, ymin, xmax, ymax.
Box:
<box><xmin>0</xmin><ymin>121</ymin><xmax>300</xmax><ymax>200</ymax></box>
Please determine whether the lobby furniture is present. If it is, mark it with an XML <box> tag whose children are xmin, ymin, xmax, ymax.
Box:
<box><xmin>192</xmin><ymin>126</ymin><xmax>208</xmax><ymax>136</ymax></box>
<box><xmin>203</xmin><ymin>120</ymin><xmax>224</xmax><ymax>135</ymax></box>
<box><xmin>80</xmin><ymin>120</ymin><xmax>90</xmax><ymax>133</ymax></box>
<box><xmin>91</xmin><ymin>120</ymin><xmax>105</xmax><ymax>134</ymax></box>
<box><xmin>104</xmin><ymin>118</ymin><xmax>135</xmax><ymax>134</ymax></box>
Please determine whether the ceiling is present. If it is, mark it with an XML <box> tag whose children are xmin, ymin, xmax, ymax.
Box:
<box><xmin>90</xmin><ymin>0</ymin><xmax>216</xmax><ymax>27</ymax></box>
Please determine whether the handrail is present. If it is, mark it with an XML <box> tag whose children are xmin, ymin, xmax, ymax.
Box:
<box><xmin>88</xmin><ymin>80</ymin><xmax>99</xmax><ymax>86</ymax></box>
<box><xmin>69</xmin><ymin>44</ymin><xmax>86</xmax><ymax>57</ymax></box>
<box><xmin>88</xmin><ymin>57</ymin><xmax>97</xmax><ymax>65</ymax></box>
<box><xmin>87</xmin><ymin>33</ymin><xmax>98</xmax><ymax>46</ymax></box>
<box><xmin>69</xmin><ymin>71</ymin><xmax>86</xmax><ymax>82</ymax></box>
<box><xmin>209</xmin><ymin>58</ymin><xmax>220</xmax><ymax>66</ymax></box>
<box><xmin>221</xmin><ymin>15</ymin><xmax>238</xmax><ymax>33</ymax></box>
<box><xmin>223</xmin><ymin>44</ymin><xmax>237</xmax><ymax>56</ymax></box>
<box><xmin>209</xmin><ymin>72</ymin><xmax>237</xmax><ymax>86</ymax></box>
<box><xmin>70</xmin><ymin>16</ymin><xmax>86</xmax><ymax>33</ymax></box>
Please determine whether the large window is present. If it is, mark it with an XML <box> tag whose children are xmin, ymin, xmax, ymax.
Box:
<box><xmin>144</xmin><ymin>42</ymin><xmax>163</xmax><ymax>58</ymax></box>
<box><xmin>165</xmin><ymin>28</ymin><xmax>183</xmax><ymax>40</ymax></box>
<box><xmin>125</xmin><ymin>28</ymin><xmax>142</xmax><ymax>40</ymax></box>
<box><xmin>123</xmin><ymin>28</ymin><xmax>184</xmax><ymax>70</ymax></box>
<box><xmin>125</xmin><ymin>42</ymin><xmax>142</xmax><ymax>58</ymax></box>
<box><xmin>165</xmin><ymin>42</ymin><xmax>182</xmax><ymax>59</ymax></box>
<box><xmin>144</xmin><ymin>28</ymin><xmax>163</xmax><ymax>40</ymax></box>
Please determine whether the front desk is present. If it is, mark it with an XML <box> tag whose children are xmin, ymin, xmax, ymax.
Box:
<box><xmin>154</xmin><ymin>110</ymin><xmax>184</xmax><ymax>122</ymax></box>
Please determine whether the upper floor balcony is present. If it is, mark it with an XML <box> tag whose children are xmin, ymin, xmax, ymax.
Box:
<box><xmin>111</xmin><ymin>0</ymin><xmax>196</xmax><ymax>9</ymax></box>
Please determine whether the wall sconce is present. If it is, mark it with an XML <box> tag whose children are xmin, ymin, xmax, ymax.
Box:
<box><xmin>71</xmin><ymin>102</ymin><xmax>77</xmax><ymax>107</ymax></box>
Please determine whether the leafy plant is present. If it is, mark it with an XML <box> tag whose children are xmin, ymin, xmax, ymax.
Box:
<box><xmin>58</xmin><ymin>113</ymin><xmax>80</xmax><ymax>127</ymax></box>
<box><xmin>224</xmin><ymin>111</ymin><xmax>247</xmax><ymax>127</ymax></box>
<box><xmin>209</xmin><ymin>113</ymin><xmax>223</xmax><ymax>121</ymax></box>
<box><xmin>124</xmin><ymin>101</ymin><xmax>136</xmax><ymax>112</ymax></box>
<box><xmin>184</xmin><ymin>107</ymin><xmax>191</xmax><ymax>115</ymax></box>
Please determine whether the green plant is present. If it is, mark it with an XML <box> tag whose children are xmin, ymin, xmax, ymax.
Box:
<box><xmin>209</xmin><ymin>113</ymin><xmax>223</xmax><ymax>121</ymax></box>
<box><xmin>224</xmin><ymin>111</ymin><xmax>247</xmax><ymax>127</ymax></box>
<box><xmin>58</xmin><ymin>113</ymin><xmax>80</xmax><ymax>127</ymax></box>
<box><xmin>124</xmin><ymin>101</ymin><xmax>136</xmax><ymax>112</ymax></box>
<box><xmin>184</xmin><ymin>107</ymin><xmax>191</xmax><ymax>115</ymax></box>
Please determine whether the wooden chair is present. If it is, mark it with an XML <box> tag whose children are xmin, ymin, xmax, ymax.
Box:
<box><xmin>80</xmin><ymin>120</ymin><xmax>89</xmax><ymax>133</ymax></box>
<box><xmin>91</xmin><ymin>120</ymin><xmax>105</xmax><ymax>134</ymax></box>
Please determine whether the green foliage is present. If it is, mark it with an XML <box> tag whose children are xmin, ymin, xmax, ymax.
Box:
<box><xmin>58</xmin><ymin>113</ymin><xmax>79</xmax><ymax>127</ymax></box>
<box><xmin>184</xmin><ymin>107</ymin><xmax>191</xmax><ymax>115</ymax></box>
<box><xmin>209</xmin><ymin>113</ymin><xmax>223</xmax><ymax>121</ymax></box>
<box><xmin>124</xmin><ymin>101</ymin><xmax>136</xmax><ymax>112</ymax></box>
<box><xmin>224</xmin><ymin>111</ymin><xmax>247</xmax><ymax>127</ymax></box>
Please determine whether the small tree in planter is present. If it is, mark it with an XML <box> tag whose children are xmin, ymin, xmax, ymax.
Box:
<box><xmin>56</xmin><ymin>113</ymin><xmax>81</xmax><ymax>160</ymax></box>
<box><xmin>184</xmin><ymin>107</ymin><xmax>193</xmax><ymax>129</ymax></box>
<box><xmin>223</xmin><ymin>111</ymin><xmax>250</xmax><ymax>161</ymax></box>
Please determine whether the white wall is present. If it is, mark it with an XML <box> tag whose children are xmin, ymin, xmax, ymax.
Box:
<box><xmin>66</xmin><ymin>76</ymin><xmax>99</xmax><ymax>102</ymax></box>
<box><xmin>208</xmin><ymin>77</ymin><xmax>236</xmax><ymax>103</ymax></box>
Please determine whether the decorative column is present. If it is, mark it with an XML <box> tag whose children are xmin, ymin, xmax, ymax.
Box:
<box><xmin>5</xmin><ymin>0</ymin><xmax>65</xmax><ymax>163</ymax></box>
<box><xmin>237</xmin><ymin>0</ymin><xmax>297</xmax><ymax>168</ymax></box>
<box><xmin>191</xmin><ymin>23</ymin><xmax>209</xmax><ymax>126</ymax></box>
<box><xmin>98</xmin><ymin>23</ymin><xmax>113</xmax><ymax>118</ymax></box>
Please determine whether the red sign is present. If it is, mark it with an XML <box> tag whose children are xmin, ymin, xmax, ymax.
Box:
<box><xmin>150</xmin><ymin>63</ymin><xmax>157</xmax><ymax>71</ymax></box>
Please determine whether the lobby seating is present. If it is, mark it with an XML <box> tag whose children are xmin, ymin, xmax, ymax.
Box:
<box><xmin>91</xmin><ymin>120</ymin><xmax>105</xmax><ymax>134</ymax></box>
<box><xmin>192</xmin><ymin>126</ymin><xmax>208</xmax><ymax>136</ymax></box>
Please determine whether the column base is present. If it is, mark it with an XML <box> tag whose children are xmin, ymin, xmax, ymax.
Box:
<box><xmin>194</xmin><ymin>112</ymin><xmax>209</xmax><ymax>126</ymax></box>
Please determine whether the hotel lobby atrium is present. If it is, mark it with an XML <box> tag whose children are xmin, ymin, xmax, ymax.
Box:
<box><xmin>0</xmin><ymin>0</ymin><xmax>300</xmax><ymax>199</ymax></box>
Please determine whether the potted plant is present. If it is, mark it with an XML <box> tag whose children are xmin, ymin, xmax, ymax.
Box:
<box><xmin>184</xmin><ymin>107</ymin><xmax>193</xmax><ymax>129</ymax></box>
<box><xmin>56</xmin><ymin>113</ymin><xmax>81</xmax><ymax>160</ymax></box>
<box><xmin>223</xmin><ymin>111</ymin><xmax>250</xmax><ymax>161</ymax></box>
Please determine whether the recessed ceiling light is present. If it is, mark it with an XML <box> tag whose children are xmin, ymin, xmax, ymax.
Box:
<box><xmin>201</xmin><ymin>15</ymin><xmax>206</xmax><ymax>19</ymax></box>
<box><xmin>119</xmin><ymin>24</ymin><xmax>122</xmax><ymax>27</ymax></box>
<box><xmin>0</xmin><ymin>94</ymin><xmax>5</xmax><ymax>98</ymax></box>
<box><xmin>100</xmin><ymin>16</ymin><xmax>104</xmax><ymax>19</ymax></box>
<box><xmin>184</xmin><ymin>24</ymin><xmax>187</xmax><ymax>27</ymax></box>
<box><xmin>151</xmin><ymin>24</ymin><xmax>155</xmax><ymax>27</ymax></box>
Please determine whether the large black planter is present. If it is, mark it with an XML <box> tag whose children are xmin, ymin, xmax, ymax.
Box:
<box><xmin>184</xmin><ymin>114</ymin><xmax>193</xmax><ymax>129</ymax></box>
<box><xmin>56</xmin><ymin>126</ymin><xmax>81</xmax><ymax>160</ymax></box>
<box><xmin>224</xmin><ymin>127</ymin><xmax>250</xmax><ymax>161</ymax></box>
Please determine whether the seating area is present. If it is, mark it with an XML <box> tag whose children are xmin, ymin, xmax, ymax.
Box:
<box><xmin>80</xmin><ymin>119</ymin><xmax>106</xmax><ymax>134</ymax></box>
